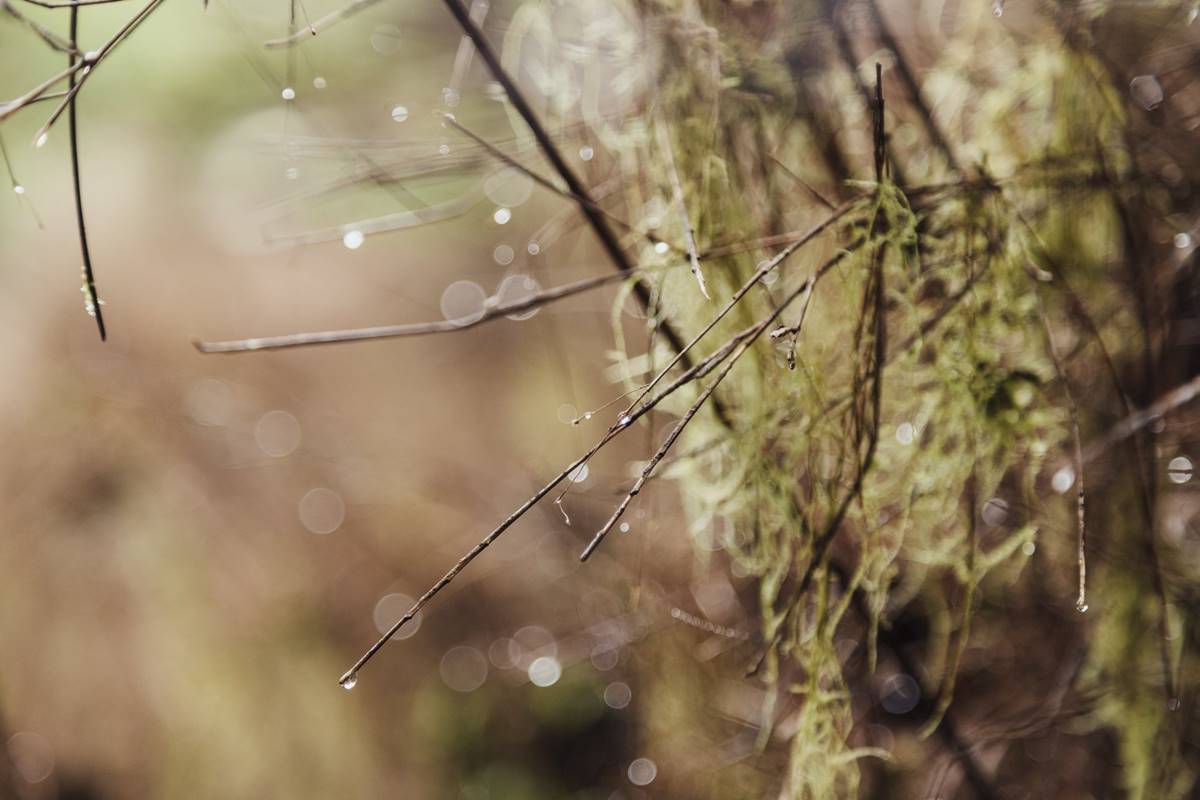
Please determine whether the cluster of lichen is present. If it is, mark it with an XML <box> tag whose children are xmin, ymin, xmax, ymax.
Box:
<box><xmin>550</xmin><ymin>0</ymin><xmax>1200</xmax><ymax>795</ymax></box>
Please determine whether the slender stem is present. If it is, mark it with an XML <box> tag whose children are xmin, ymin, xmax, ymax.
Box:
<box><xmin>68</xmin><ymin>5</ymin><xmax>105</xmax><ymax>340</ymax></box>
<box><xmin>435</xmin><ymin>0</ymin><xmax>700</xmax><ymax>384</ymax></box>
<box><xmin>195</xmin><ymin>269</ymin><xmax>651</xmax><ymax>353</ymax></box>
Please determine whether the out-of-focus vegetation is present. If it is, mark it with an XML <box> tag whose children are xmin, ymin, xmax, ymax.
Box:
<box><xmin>2</xmin><ymin>0</ymin><xmax>1200</xmax><ymax>798</ymax></box>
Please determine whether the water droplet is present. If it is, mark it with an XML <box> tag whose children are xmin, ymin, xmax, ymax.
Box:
<box><xmin>440</xmin><ymin>645</ymin><xmax>489</xmax><ymax>692</ymax></box>
<box><xmin>591</xmin><ymin>643</ymin><xmax>619</xmax><ymax>670</ymax></box>
<box><xmin>370</xmin><ymin>23</ymin><xmax>403</xmax><ymax>54</ymax></box>
<box><xmin>185</xmin><ymin>378</ymin><xmax>234</xmax><ymax>427</ymax></box>
<box><xmin>438</xmin><ymin>143</ymin><xmax>451</xmax><ymax>156</ymax></box>
<box><xmin>654</xmin><ymin>241</ymin><xmax>669</xmax><ymax>255</ymax></box>
<box><xmin>1130</xmin><ymin>75</ymin><xmax>1165</xmax><ymax>111</ymax></box>
<box><xmin>281</xmin><ymin>87</ymin><xmax>296</xmax><ymax>101</ymax></box>
<box><xmin>284</xmin><ymin>166</ymin><xmax>300</xmax><ymax>180</ymax></box>
<box><xmin>880</xmin><ymin>673</ymin><xmax>921</xmax><ymax>714</ymax></box>
<box><xmin>440</xmin><ymin>280</ymin><xmax>487</xmax><ymax>325</ymax></box>
<box><xmin>604</xmin><ymin>681</ymin><xmax>632</xmax><ymax>709</ymax></box>
<box><xmin>35</xmin><ymin>133</ymin><xmax>48</xmax><ymax>148</ymax></box>
<box><xmin>527</xmin><ymin>241</ymin><xmax>541</xmax><ymax>255</ymax></box>
<box><xmin>342</xmin><ymin>229</ymin><xmax>365</xmax><ymax>250</ymax></box>
<box><xmin>619</xmin><ymin>415</ymin><xmax>632</xmax><ymax>427</ymax></box>
<box><xmin>1021</xmin><ymin>540</ymin><xmax>1036</xmax><ymax>556</ymax></box>
<box><xmin>579</xmin><ymin>145</ymin><xmax>594</xmax><ymax>161</ymax></box>
<box><xmin>255</xmin><ymin>410</ymin><xmax>302</xmax><ymax>457</ymax></box>
<box><xmin>1168</xmin><ymin>455</ymin><xmax>1193</xmax><ymax>484</ymax></box>
<box><xmin>981</xmin><ymin>497</ymin><xmax>1009</xmax><ymax>527</ymax></box>
<box><xmin>1168</xmin><ymin>697</ymin><xmax>1182</xmax><ymax>711</ymax></box>
<box><xmin>493</xmin><ymin>243</ymin><xmax>514</xmax><ymax>265</ymax></box>
<box><xmin>1051</xmin><ymin>466</ymin><xmax>1075</xmax><ymax>494</ymax></box>
<box><xmin>1076</xmin><ymin>600</ymin><xmax>1089</xmax><ymax>613</ymax></box>
<box><xmin>313</xmin><ymin>76</ymin><xmax>327</xmax><ymax>89</ymax></box>
<box><xmin>298</xmin><ymin>488</ymin><xmax>345</xmax><ymax>534</ymax></box>
<box><xmin>339</xmin><ymin>672</ymin><xmax>358</xmax><ymax>690</ymax></box>
<box><xmin>488</xmin><ymin>637</ymin><xmax>519</xmax><ymax>669</ymax></box>
<box><xmin>568</xmin><ymin>463</ymin><xmax>590</xmax><ymax>483</ymax></box>
<box><xmin>483</xmin><ymin>166</ymin><xmax>533</xmax><ymax>208</ymax></box>
<box><xmin>1175</xmin><ymin>232</ymin><xmax>1193</xmax><ymax>249</ymax></box>
<box><xmin>6</xmin><ymin>731</ymin><xmax>54</xmax><ymax>784</ymax></box>
<box><xmin>991</xmin><ymin>0</ymin><xmax>1004</xmax><ymax>16</ymax></box>
<box><xmin>493</xmin><ymin>207</ymin><xmax>512</xmax><ymax>225</ymax></box>
<box><xmin>895</xmin><ymin>422</ymin><xmax>915</xmax><ymax>445</ymax></box>
<box><xmin>619</xmin><ymin>522</ymin><xmax>630</xmax><ymax>533</ymax></box>
<box><xmin>441</xmin><ymin>87</ymin><xmax>460</xmax><ymax>108</ymax></box>
<box><xmin>12</xmin><ymin>185</ymin><xmax>25</xmax><ymax>195</ymax></box>
<box><xmin>390</xmin><ymin>105</ymin><xmax>409</xmax><ymax>123</ymax></box>
<box><xmin>627</xmin><ymin>758</ymin><xmax>658</xmax><ymax>786</ymax></box>
<box><xmin>496</xmin><ymin>274</ymin><xmax>541</xmax><ymax>320</ymax></box>
<box><xmin>528</xmin><ymin>656</ymin><xmax>562</xmax><ymax>687</ymax></box>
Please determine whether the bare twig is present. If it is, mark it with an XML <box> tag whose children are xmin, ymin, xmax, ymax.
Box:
<box><xmin>195</xmin><ymin>269</ymin><xmax>660</xmax><ymax>353</ymax></box>
<box><xmin>654</xmin><ymin>111</ymin><xmax>709</xmax><ymax>299</ymax></box>
<box><xmin>67</xmin><ymin>5</ymin><xmax>105</xmax><ymax>340</ymax></box>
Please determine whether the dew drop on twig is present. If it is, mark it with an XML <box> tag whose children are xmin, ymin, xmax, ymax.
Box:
<box><xmin>1129</xmin><ymin>75</ymin><xmax>1164</xmax><ymax>111</ymax></box>
<box><xmin>339</xmin><ymin>672</ymin><xmax>358</xmax><ymax>690</ymax></box>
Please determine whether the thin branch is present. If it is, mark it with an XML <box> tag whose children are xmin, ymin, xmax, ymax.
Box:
<box><xmin>618</xmin><ymin>199</ymin><xmax>863</xmax><ymax>423</ymax></box>
<box><xmin>337</xmin><ymin>307</ymin><xmax>773</xmax><ymax>687</ymax></box>
<box><xmin>438</xmin><ymin>113</ymin><xmax>679</xmax><ymax>254</ymax></box>
<box><xmin>580</xmin><ymin>254</ymin><xmax>835</xmax><ymax>561</ymax></box>
<box><xmin>1034</xmin><ymin>289</ymin><xmax>1087</xmax><ymax>612</ymax></box>
<box><xmin>67</xmin><ymin>6</ymin><xmax>105</xmax><ymax>339</ymax></box>
<box><xmin>434</xmin><ymin>0</ymin><xmax>700</xmax><ymax>381</ymax></box>
<box><xmin>194</xmin><ymin>269</ymin><xmax>655</xmax><ymax>353</ymax></box>
<box><xmin>654</xmin><ymin>111</ymin><xmax>709</xmax><ymax>298</ymax></box>
<box><xmin>263</xmin><ymin>0</ymin><xmax>381</xmax><ymax>47</ymax></box>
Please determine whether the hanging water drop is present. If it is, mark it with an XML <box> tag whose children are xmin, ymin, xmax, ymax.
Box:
<box><xmin>313</xmin><ymin>76</ymin><xmax>327</xmax><ymax>89</ymax></box>
<box><xmin>619</xmin><ymin>522</ymin><xmax>630</xmax><ymax>533</ymax></box>
<box><xmin>991</xmin><ymin>0</ymin><xmax>1004</xmax><ymax>17</ymax></box>
<box><xmin>342</xmin><ymin>229</ymin><xmax>365</xmax><ymax>250</ymax></box>
<box><xmin>1168</xmin><ymin>455</ymin><xmax>1193</xmax><ymax>484</ymax></box>
<box><xmin>1075</xmin><ymin>600</ymin><xmax>1089</xmax><ymax>613</ymax></box>
<box><xmin>1129</xmin><ymin>75</ymin><xmax>1164</xmax><ymax>111</ymax></box>
<box><xmin>391</xmin><ymin>105</ymin><xmax>409</xmax><ymax>123</ymax></box>
<box><xmin>35</xmin><ymin>133</ymin><xmax>48</xmax><ymax>148</ymax></box>
<box><xmin>13</xmin><ymin>185</ymin><xmax>25</xmax><ymax>195</ymax></box>
<box><xmin>339</xmin><ymin>672</ymin><xmax>358</xmax><ymax>690</ymax></box>
<box><xmin>281</xmin><ymin>87</ymin><xmax>296</xmax><ymax>101</ymax></box>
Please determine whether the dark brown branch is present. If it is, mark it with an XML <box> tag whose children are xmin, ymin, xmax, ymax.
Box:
<box><xmin>67</xmin><ymin>6</ymin><xmax>105</xmax><ymax>340</ymax></box>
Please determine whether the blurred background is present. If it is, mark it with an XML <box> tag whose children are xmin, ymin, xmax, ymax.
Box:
<box><xmin>0</xmin><ymin>2</ymin><xmax>776</xmax><ymax>798</ymax></box>
<box><xmin>3</xmin><ymin>0</ymin><xmax>1200</xmax><ymax>798</ymax></box>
